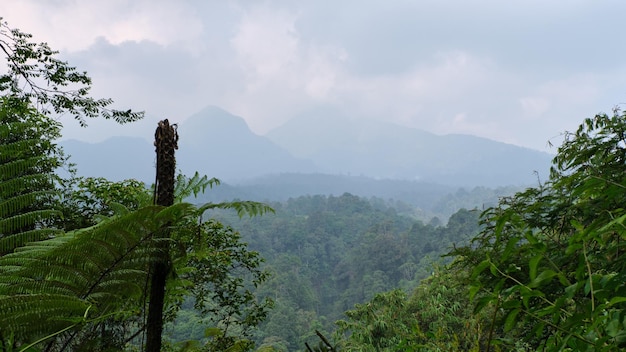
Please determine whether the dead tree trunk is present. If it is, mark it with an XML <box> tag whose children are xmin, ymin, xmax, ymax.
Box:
<box><xmin>145</xmin><ymin>119</ymin><xmax>178</xmax><ymax>352</ymax></box>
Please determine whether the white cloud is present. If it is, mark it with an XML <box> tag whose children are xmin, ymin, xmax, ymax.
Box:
<box><xmin>0</xmin><ymin>0</ymin><xmax>203</xmax><ymax>51</ymax></box>
<box><xmin>224</xmin><ymin>4</ymin><xmax>349</xmax><ymax>132</ymax></box>
<box><xmin>231</xmin><ymin>6</ymin><xmax>300</xmax><ymax>83</ymax></box>
<box><xmin>520</xmin><ymin>97</ymin><xmax>551</xmax><ymax>119</ymax></box>
<box><xmin>3</xmin><ymin>1</ymin><xmax>626</xmax><ymax>152</ymax></box>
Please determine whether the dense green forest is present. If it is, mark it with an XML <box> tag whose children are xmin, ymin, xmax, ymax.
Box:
<box><xmin>180</xmin><ymin>195</ymin><xmax>480</xmax><ymax>350</ymax></box>
<box><xmin>4</xmin><ymin>16</ymin><xmax>626</xmax><ymax>352</ymax></box>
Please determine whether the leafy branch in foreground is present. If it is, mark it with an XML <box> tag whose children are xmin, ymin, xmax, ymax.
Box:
<box><xmin>0</xmin><ymin>17</ymin><xmax>143</xmax><ymax>126</ymax></box>
<box><xmin>453</xmin><ymin>108</ymin><xmax>626</xmax><ymax>351</ymax></box>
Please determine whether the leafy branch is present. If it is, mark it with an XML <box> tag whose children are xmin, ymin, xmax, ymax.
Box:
<box><xmin>0</xmin><ymin>17</ymin><xmax>143</xmax><ymax>126</ymax></box>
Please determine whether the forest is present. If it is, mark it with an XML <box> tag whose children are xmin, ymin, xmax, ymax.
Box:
<box><xmin>3</xmin><ymin>17</ymin><xmax>626</xmax><ymax>352</ymax></box>
<box><xmin>190</xmin><ymin>195</ymin><xmax>480</xmax><ymax>350</ymax></box>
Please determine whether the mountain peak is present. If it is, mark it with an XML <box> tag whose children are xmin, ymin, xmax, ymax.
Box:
<box><xmin>179</xmin><ymin>105</ymin><xmax>251</xmax><ymax>143</ymax></box>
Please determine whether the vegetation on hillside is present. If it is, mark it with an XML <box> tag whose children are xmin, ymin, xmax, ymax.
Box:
<box><xmin>330</xmin><ymin>109</ymin><xmax>626</xmax><ymax>352</ymax></box>
<box><xmin>185</xmin><ymin>195</ymin><xmax>481</xmax><ymax>350</ymax></box>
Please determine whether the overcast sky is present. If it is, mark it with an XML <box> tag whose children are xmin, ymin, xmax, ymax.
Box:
<box><xmin>1</xmin><ymin>1</ymin><xmax>625</xmax><ymax>152</ymax></box>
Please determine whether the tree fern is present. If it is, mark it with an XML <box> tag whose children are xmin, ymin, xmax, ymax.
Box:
<box><xmin>0</xmin><ymin>96</ymin><xmax>64</xmax><ymax>254</ymax></box>
<box><xmin>0</xmin><ymin>203</ymin><xmax>195</xmax><ymax>348</ymax></box>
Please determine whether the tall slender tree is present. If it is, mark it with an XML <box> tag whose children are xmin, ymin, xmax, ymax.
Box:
<box><xmin>146</xmin><ymin>119</ymin><xmax>178</xmax><ymax>352</ymax></box>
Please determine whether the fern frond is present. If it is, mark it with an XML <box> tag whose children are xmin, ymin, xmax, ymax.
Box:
<box><xmin>198</xmin><ymin>201</ymin><xmax>274</xmax><ymax>218</ymax></box>
<box><xmin>0</xmin><ymin>209</ymin><xmax>61</xmax><ymax>234</ymax></box>
<box><xmin>0</xmin><ymin>138</ymin><xmax>44</xmax><ymax>162</ymax></box>
<box><xmin>0</xmin><ymin>203</ymin><xmax>196</xmax><ymax>341</ymax></box>
<box><xmin>0</xmin><ymin>228</ymin><xmax>61</xmax><ymax>254</ymax></box>
<box><xmin>0</xmin><ymin>191</ymin><xmax>56</xmax><ymax>217</ymax></box>
<box><xmin>0</xmin><ymin>294</ymin><xmax>89</xmax><ymax>342</ymax></box>
<box><xmin>174</xmin><ymin>172</ymin><xmax>220</xmax><ymax>201</ymax></box>
<box><xmin>0</xmin><ymin>174</ymin><xmax>49</xmax><ymax>196</ymax></box>
<box><xmin>0</xmin><ymin>156</ymin><xmax>55</xmax><ymax>182</ymax></box>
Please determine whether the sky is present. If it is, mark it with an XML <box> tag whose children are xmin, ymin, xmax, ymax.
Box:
<box><xmin>1</xmin><ymin>0</ymin><xmax>625</xmax><ymax>152</ymax></box>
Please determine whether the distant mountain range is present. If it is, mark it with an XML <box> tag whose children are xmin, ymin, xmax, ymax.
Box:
<box><xmin>266</xmin><ymin>107</ymin><xmax>553</xmax><ymax>186</ymax></box>
<box><xmin>60</xmin><ymin>105</ymin><xmax>553</xmax><ymax>189</ymax></box>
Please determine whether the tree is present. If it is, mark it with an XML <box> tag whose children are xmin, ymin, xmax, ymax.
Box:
<box><xmin>0</xmin><ymin>15</ymin><xmax>142</xmax><ymax>254</ymax></box>
<box><xmin>335</xmin><ymin>289</ymin><xmax>411</xmax><ymax>351</ymax></box>
<box><xmin>0</xmin><ymin>148</ymin><xmax>274</xmax><ymax>351</ymax></box>
<box><xmin>0</xmin><ymin>17</ymin><xmax>146</xmax><ymax>349</ymax></box>
<box><xmin>0</xmin><ymin>18</ymin><xmax>274</xmax><ymax>351</ymax></box>
<box><xmin>0</xmin><ymin>202</ymin><xmax>194</xmax><ymax>350</ymax></box>
<box><xmin>454</xmin><ymin>108</ymin><xmax>626</xmax><ymax>351</ymax></box>
<box><xmin>60</xmin><ymin>177</ymin><xmax>152</xmax><ymax>230</ymax></box>
<box><xmin>334</xmin><ymin>267</ymin><xmax>497</xmax><ymax>352</ymax></box>
<box><xmin>146</xmin><ymin>119</ymin><xmax>179</xmax><ymax>352</ymax></box>
<box><xmin>0</xmin><ymin>17</ymin><xmax>143</xmax><ymax>126</ymax></box>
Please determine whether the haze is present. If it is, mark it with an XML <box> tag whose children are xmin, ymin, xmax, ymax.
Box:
<box><xmin>1</xmin><ymin>1</ymin><xmax>624</xmax><ymax>152</ymax></box>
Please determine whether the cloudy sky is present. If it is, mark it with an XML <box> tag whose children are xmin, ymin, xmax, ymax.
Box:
<box><xmin>1</xmin><ymin>1</ymin><xmax>625</xmax><ymax>152</ymax></box>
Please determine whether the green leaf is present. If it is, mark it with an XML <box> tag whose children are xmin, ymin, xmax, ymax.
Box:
<box><xmin>565</xmin><ymin>282</ymin><xmax>580</xmax><ymax>298</ymax></box>
<box><xmin>529</xmin><ymin>254</ymin><xmax>542</xmax><ymax>281</ymax></box>
<box><xmin>529</xmin><ymin>270</ymin><xmax>556</xmax><ymax>288</ymax></box>
<box><xmin>472</xmin><ymin>259</ymin><xmax>491</xmax><ymax>279</ymax></box>
<box><xmin>474</xmin><ymin>295</ymin><xmax>495</xmax><ymax>314</ymax></box>
<box><xmin>469</xmin><ymin>285</ymin><xmax>481</xmax><ymax>300</ymax></box>
<box><xmin>608</xmin><ymin>296</ymin><xmax>626</xmax><ymax>306</ymax></box>
<box><xmin>504</xmin><ymin>308</ymin><xmax>521</xmax><ymax>332</ymax></box>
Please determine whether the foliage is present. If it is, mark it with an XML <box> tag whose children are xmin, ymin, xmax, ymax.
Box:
<box><xmin>60</xmin><ymin>177</ymin><xmax>152</xmax><ymax>230</ymax></box>
<box><xmin>334</xmin><ymin>266</ymin><xmax>502</xmax><ymax>352</ymax></box>
<box><xmin>0</xmin><ymin>96</ymin><xmax>64</xmax><ymax>254</ymax></box>
<box><xmin>335</xmin><ymin>289</ymin><xmax>411</xmax><ymax>351</ymax></box>
<box><xmin>0</xmin><ymin>17</ymin><xmax>143</xmax><ymax>126</ymax></box>
<box><xmin>0</xmin><ymin>203</ymin><xmax>194</xmax><ymax>350</ymax></box>
<box><xmin>0</xmin><ymin>16</ymin><xmax>143</xmax><ymax>256</ymax></box>
<box><xmin>453</xmin><ymin>108</ymin><xmax>626</xmax><ymax>351</ymax></box>
<box><xmin>0</xmin><ymin>185</ymin><xmax>274</xmax><ymax>350</ymax></box>
<box><xmin>167</xmin><ymin>217</ymin><xmax>273</xmax><ymax>351</ymax></box>
<box><xmin>203</xmin><ymin>194</ymin><xmax>481</xmax><ymax>349</ymax></box>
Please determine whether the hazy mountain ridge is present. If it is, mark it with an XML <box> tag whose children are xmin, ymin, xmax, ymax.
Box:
<box><xmin>60</xmin><ymin>136</ymin><xmax>155</xmax><ymax>182</ymax></box>
<box><xmin>61</xmin><ymin>105</ymin><xmax>552</xmax><ymax>188</ymax></box>
<box><xmin>175</xmin><ymin>106</ymin><xmax>317</xmax><ymax>181</ymax></box>
<box><xmin>266</xmin><ymin>110</ymin><xmax>553</xmax><ymax>185</ymax></box>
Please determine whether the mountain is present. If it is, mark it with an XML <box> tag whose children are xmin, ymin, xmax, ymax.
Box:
<box><xmin>265</xmin><ymin>108</ymin><xmax>553</xmax><ymax>186</ymax></box>
<box><xmin>175</xmin><ymin>106</ymin><xmax>316</xmax><ymax>181</ymax></box>
<box><xmin>60</xmin><ymin>136</ymin><xmax>155</xmax><ymax>182</ymax></box>
<box><xmin>61</xmin><ymin>106</ymin><xmax>316</xmax><ymax>183</ymax></box>
<box><xmin>61</xmin><ymin>105</ymin><xmax>552</xmax><ymax>189</ymax></box>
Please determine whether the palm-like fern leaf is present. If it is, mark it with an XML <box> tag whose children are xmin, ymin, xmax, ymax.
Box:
<box><xmin>0</xmin><ymin>203</ymin><xmax>195</xmax><ymax>345</ymax></box>
<box><xmin>198</xmin><ymin>201</ymin><xmax>274</xmax><ymax>218</ymax></box>
<box><xmin>174</xmin><ymin>172</ymin><xmax>220</xmax><ymax>201</ymax></box>
<box><xmin>0</xmin><ymin>294</ymin><xmax>89</xmax><ymax>343</ymax></box>
<box><xmin>0</xmin><ymin>97</ymin><xmax>63</xmax><ymax>255</ymax></box>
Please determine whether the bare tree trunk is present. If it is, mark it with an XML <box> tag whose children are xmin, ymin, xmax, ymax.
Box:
<box><xmin>145</xmin><ymin>119</ymin><xmax>178</xmax><ymax>352</ymax></box>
